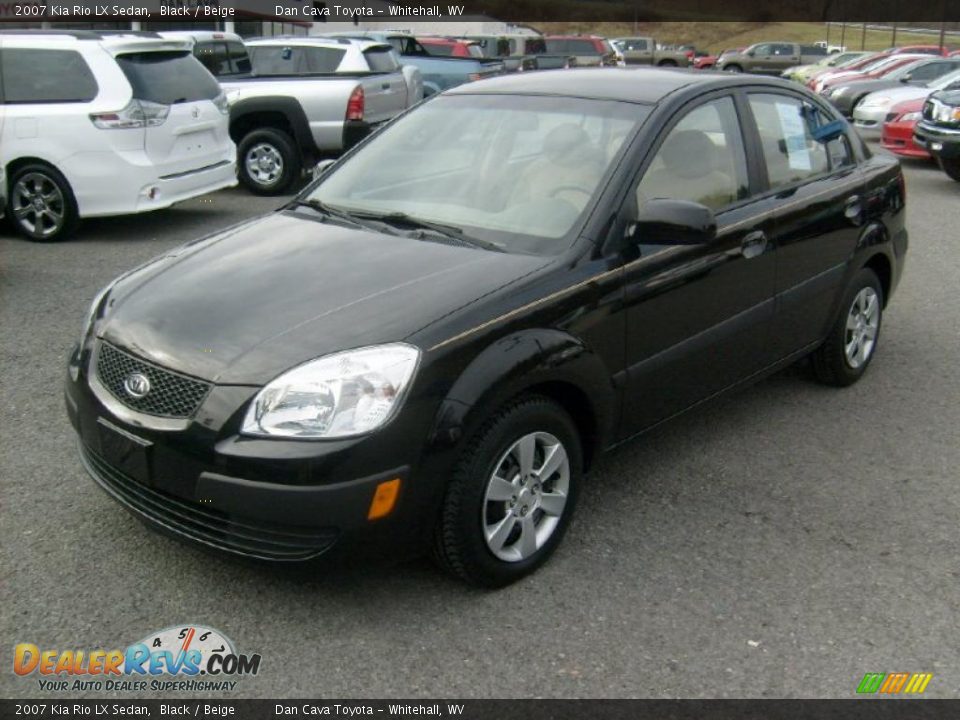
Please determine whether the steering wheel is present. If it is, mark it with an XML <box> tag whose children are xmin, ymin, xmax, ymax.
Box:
<box><xmin>549</xmin><ymin>185</ymin><xmax>593</xmax><ymax>199</ymax></box>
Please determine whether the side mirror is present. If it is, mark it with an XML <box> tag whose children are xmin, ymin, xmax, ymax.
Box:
<box><xmin>747</xmin><ymin>50</ymin><xmax>756</xmax><ymax>57</ymax></box>
<box><xmin>632</xmin><ymin>199</ymin><xmax>717</xmax><ymax>246</ymax></box>
<box><xmin>900</xmin><ymin>73</ymin><xmax>912</xmax><ymax>83</ymax></box>
<box><xmin>312</xmin><ymin>159</ymin><xmax>336</xmax><ymax>181</ymax></box>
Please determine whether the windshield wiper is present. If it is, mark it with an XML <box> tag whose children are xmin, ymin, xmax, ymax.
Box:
<box><xmin>288</xmin><ymin>199</ymin><xmax>384</xmax><ymax>232</ymax></box>
<box><xmin>347</xmin><ymin>210</ymin><xmax>505</xmax><ymax>253</ymax></box>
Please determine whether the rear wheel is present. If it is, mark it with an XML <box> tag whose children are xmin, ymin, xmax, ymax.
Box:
<box><xmin>658</xmin><ymin>59</ymin><xmax>678</xmax><ymax>67</ymax></box>
<box><xmin>812</xmin><ymin>268</ymin><xmax>883</xmax><ymax>386</ymax></box>
<box><xmin>7</xmin><ymin>164</ymin><xmax>79</xmax><ymax>242</ymax></box>
<box><xmin>433</xmin><ymin>395</ymin><xmax>582</xmax><ymax>587</ymax></box>
<box><xmin>939</xmin><ymin>157</ymin><xmax>960</xmax><ymax>182</ymax></box>
<box><xmin>237</xmin><ymin>128</ymin><xmax>299</xmax><ymax>196</ymax></box>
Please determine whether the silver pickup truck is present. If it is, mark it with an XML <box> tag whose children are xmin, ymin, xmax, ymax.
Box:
<box><xmin>162</xmin><ymin>32</ymin><xmax>422</xmax><ymax>195</ymax></box>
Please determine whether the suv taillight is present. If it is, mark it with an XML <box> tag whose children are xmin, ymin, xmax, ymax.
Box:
<box><xmin>90</xmin><ymin>99</ymin><xmax>169</xmax><ymax>129</ymax></box>
<box><xmin>346</xmin><ymin>86</ymin><xmax>364</xmax><ymax>122</ymax></box>
<box><xmin>213</xmin><ymin>92</ymin><xmax>229</xmax><ymax>116</ymax></box>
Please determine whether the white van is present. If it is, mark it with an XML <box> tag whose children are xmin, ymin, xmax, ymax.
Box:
<box><xmin>0</xmin><ymin>30</ymin><xmax>237</xmax><ymax>241</ymax></box>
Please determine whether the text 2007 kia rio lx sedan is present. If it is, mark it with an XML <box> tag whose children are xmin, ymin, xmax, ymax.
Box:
<box><xmin>67</xmin><ymin>70</ymin><xmax>908</xmax><ymax>586</ymax></box>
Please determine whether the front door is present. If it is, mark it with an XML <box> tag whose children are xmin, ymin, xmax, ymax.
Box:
<box><xmin>619</xmin><ymin>94</ymin><xmax>778</xmax><ymax>437</ymax></box>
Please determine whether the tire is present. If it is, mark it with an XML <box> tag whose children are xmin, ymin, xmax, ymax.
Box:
<box><xmin>237</xmin><ymin>128</ymin><xmax>299</xmax><ymax>196</ymax></box>
<box><xmin>723</xmin><ymin>64</ymin><xmax>743</xmax><ymax>73</ymax></box>
<box><xmin>433</xmin><ymin>395</ymin><xmax>582</xmax><ymax>587</ymax></box>
<box><xmin>939</xmin><ymin>157</ymin><xmax>960</xmax><ymax>182</ymax></box>
<box><xmin>812</xmin><ymin>267</ymin><xmax>883</xmax><ymax>387</ymax></box>
<box><xmin>658</xmin><ymin>60</ymin><xmax>678</xmax><ymax>67</ymax></box>
<box><xmin>6</xmin><ymin>163</ymin><xmax>79</xmax><ymax>242</ymax></box>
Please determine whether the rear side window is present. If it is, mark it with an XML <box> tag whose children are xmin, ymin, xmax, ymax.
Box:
<box><xmin>524</xmin><ymin>38</ymin><xmax>546</xmax><ymax>55</ymax></box>
<box><xmin>1</xmin><ymin>48</ymin><xmax>98</xmax><ymax>104</ymax></box>
<box><xmin>569</xmin><ymin>40</ymin><xmax>601</xmax><ymax>55</ymax></box>
<box><xmin>116</xmin><ymin>51</ymin><xmax>220</xmax><ymax>104</ymax></box>
<box><xmin>748</xmin><ymin>94</ymin><xmax>834</xmax><ymax>189</ymax></box>
<box><xmin>250</xmin><ymin>46</ymin><xmax>346</xmax><ymax>74</ymax></box>
<box><xmin>363</xmin><ymin>48</ymin><xmax>400</xmax><ymax>72</ymax></box>
<box><xmin>622</xmin><ymin>39</ymin><xmax>649</xmax><ymax>51</ymax></box>
<box><xmin>423</xmin><ymin>43</ymin><xmax>454</xmax><ymax>57</ymax></box>
<box><xmin>192</xmin><ymin>41</ymin><xmax>251</xmax><ymax>78</ymax></box>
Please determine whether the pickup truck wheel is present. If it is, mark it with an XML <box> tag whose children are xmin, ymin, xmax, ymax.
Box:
<box><xmin>432</xmin><ymin>395</ymin><xmax>582</xmax><ymax>587</ymax></box>
<box><xmin>238</xmin><ymin>129</ymin><xmax>298</xmax><ymax>196</ymax></box>
<box><xmin>7</xmin><ymin>164</ymin><xmax>79</xmax><ymax>242</ymax></box>
<box><xmin>723</xmin><ymin>64</ymin><xmax>743</xmax><ymax>73</ymax></box>
<box><xmin>939</xmin><ymin>157</ymin><xmax>960</xmax><ymax>182</ymax></box>
<box><xmin>657</xmin><ymin>60</ymin><xmax>678</xmax><ymax>67</ymax></box>
<box><xmin>811</xmin><ymin>268</ymin><xmax>883</xmax><ymax>387</ymax></box>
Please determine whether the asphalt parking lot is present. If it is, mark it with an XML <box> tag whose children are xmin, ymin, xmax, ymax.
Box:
<box><xmin>2</xmin><ymin>153</ymin><xmax>958</xmax><ymax>699</ymax></box>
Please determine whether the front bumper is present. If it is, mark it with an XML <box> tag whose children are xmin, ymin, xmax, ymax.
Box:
<box><xmin>881</xmin><ymin>120</ymin><xmax>930</xmax><ymax>159</ymax></box>
<box><xmin>66</xmin><ymin>343</ymin><xmax>423</xmax><ymax>563</ymax></box>
<box><xmin>913</xmin><ymin>122</ymin><xmax>960</xmax><ymax>159</ymax></box>
<box><xmin>852</xmin><ymin>105</ymin><xmax>889</xmax><ymax>138</ymax></box>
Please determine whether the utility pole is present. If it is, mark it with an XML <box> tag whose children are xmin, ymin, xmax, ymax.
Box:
<box><xmin>860</xmin><ymin>22</ymin><xmax>867</xmax><ymax>51</ymax></box>
<box><xmin>891</xmin><ymin>22</ymin><xmax>897</xmax><ymax>48</ymax></box>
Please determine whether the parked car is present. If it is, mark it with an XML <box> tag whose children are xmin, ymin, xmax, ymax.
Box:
<box><xmin>814</xmin><ymin>41</ymin><xmax>847</xmax><ymax>54</ymax></box>
<box><xmin>914</xmin><ymin>87</ymin><xmax>960</xmax><ymax>180</ymax></box>
<box><xmin>887</xmin><ymin>45</ymin><xmax>950</xmax><ymax>57</ymax></box>
<box><xmin>781</xmin><ymin>51</ymin><xmax>868</xmax><ymax>83</ymax></box>
<box><xmin>416</xmin><ymin>36</ymin><xmax>483</xmax><ymax>58</ymax></box>
<box><xmin>609</xmin><ymin>37</ymin><xmax>690</xmax><ymax>67</ymax></box>
<box><xmin>806</xmin><ymin>52</ymin><xmax>885</xmax><ymax>90</ymax></box>
<box><xmin>165</xmin><ymin>32</ymin><xmax>420</xmax><ymax>195</ymax></box>
<box><xmin>881</xmin><ymin>98</ymin><xmax>930</xmax><ymax>159</ymax></box>
<box><xmin>321</xmin><ymin>31</ymin><xmax>504</xmax><ymax>96</ymax></box>
<box><xmin>694</xmin><ymin>48</ymin><xmax>741</xmax><ymax>70</ymax></box>
<box><xmin>544</xmin><ymin>35</ymin><xmax>620</xmax><ymax>67</ymax></box>
<box><xmin>459</xmin><ymin>34</ymin><xmax>572</xmax><ymax>72</ymax></box>
<box><xmin>0</xmin><ymin>29</ymin><xmax>236</xmax><ymax>242</ymax></box>
<box><xmin>717</xmin><ymin>42</ymin><xmax>827</xmax><ymax>74</ymax></box>
<box><xmin>824</xmin><ymin>57</ymin><xmax>960</xmax><ymax>117</ymax></box>
<box><xmin>853</xmin><ymin>68</ymin><xmax>960</xmax><ymax>137</ymax></box>
<box><xmin>67</xmin><ymin>69</ymin><xmax>907</xmax><ymax>586</ymax></box>
<box><xmin>814</xmin><ymin>54</ymin><xmax>925</xmax><ymax>94</ymax></box>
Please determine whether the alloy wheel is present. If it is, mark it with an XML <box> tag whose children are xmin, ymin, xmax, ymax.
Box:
<box><xmin>844</xmin><ymin>286</ymin><xmax>880</xmax><ymax>369</ymax></box>
<box><xmin>482</xmin><ymin>431</ymin><xmax>570</xmax><ymax>562</ymax></box>
<box><xmin>11</xmin><ymin>172</ymin><xmax>66</xmax><ymax>239</ymax></box>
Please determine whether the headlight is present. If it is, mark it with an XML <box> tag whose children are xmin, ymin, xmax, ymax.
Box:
<box><xmin>241</xmin><ymin>344</ymin><xmax>420</xmax><ymax>439</ymax></box>
<box><xmin>900</xmin><ymin>111</ymin><xmax>922</xmax><ymax>122</ymax></box>
<box><xmin>862</xmin><ymin>96</ymin><xmax>890</xmax><ymax>108</ymax></box>
<box><xmin>78</xmin><ymin>282</ymin><xmax>114</xmax><ymax>348</ymax></box>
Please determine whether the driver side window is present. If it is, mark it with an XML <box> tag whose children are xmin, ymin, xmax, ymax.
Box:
<box><xmin>636</xmin><ymin>96</ymin><xmax>749</xmax><ymax>213</ymax></box>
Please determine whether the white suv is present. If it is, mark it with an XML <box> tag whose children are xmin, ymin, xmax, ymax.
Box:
<box><xmin>0</xmin><ymin>30</ymin><xmax>237</xmax><ymax>241</ymax></box>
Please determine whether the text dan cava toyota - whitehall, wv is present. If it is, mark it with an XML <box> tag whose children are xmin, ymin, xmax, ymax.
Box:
<box><xmin>67</xmin><ymin>69</ymin><xmax>907</xmax><ymax>586</ymax></box>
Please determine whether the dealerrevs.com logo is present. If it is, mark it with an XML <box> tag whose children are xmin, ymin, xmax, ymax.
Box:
<box><xmin>13</xmin><ymin>625</ymin><xmax>261</xmax><ymax>693</ymax></box>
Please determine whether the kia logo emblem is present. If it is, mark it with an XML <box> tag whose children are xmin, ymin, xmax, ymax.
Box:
<box><xmin>191</xmin><ymin>107</ymin><xmax>200</xmax><ymax>119</ymax></box>
<box><xmin>123</xmin><ymin>373</ymin><xmax>151</xmax><ymax>399</ymax></box>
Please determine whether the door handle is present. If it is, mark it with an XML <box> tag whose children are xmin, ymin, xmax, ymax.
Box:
<box><xmin>381</xmin><ymin>83</ymin><xmax>391</xmax><ymax>90</ymax></box>
<box><xmin>740</xmin><ymin>230</ymin><xmax>767</xmax><ymax>259</ymax></box>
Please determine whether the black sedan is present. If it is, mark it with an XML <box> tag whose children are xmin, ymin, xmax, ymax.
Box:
<box><xmin>66</xmin><ymin>69</ymin><xmax>908</xmax><ymax>587</ymax></box>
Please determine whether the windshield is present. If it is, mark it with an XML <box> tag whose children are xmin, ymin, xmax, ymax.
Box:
<box><xmin>116</xmin><ymin>51</ymin><xmax>220</xmax><ymax>104</ymax></box>
<box><xmin>307</xmin><ymin>94</ymin><xmax>646</xmax><ymax>255</ymax></box>
<box><xmin>931</xmin><ymin>69</ymin><xmax>960</xmax><ymax>89</ymax></box>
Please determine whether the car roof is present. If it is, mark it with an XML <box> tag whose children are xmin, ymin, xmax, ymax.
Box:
<box><xmin>158</xmin><ymin>30</ymin><xmax>243</xmax><ymax>44</ymax></box>
<box><xmin>245</xmin><ymin>37</ymin><xmax>388</xmax><ymax>52</ymax></box>
<box><xmin>0</xmin><ymin>29</ymin><xmax>191</xmax><ymax>54</ymax></box>
<box><xmin>445</xmin><ymin>67</ymin><xmax>793</xmax><ymax>104</ymax></box>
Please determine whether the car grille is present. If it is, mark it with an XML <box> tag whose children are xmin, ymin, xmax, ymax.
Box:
<box><xmin>80</xmin><ymin>444</ymin><xmax>339</xmax><ymax>561</ymax></box>
<box><xmin>95</xmin><ymin>342</ymin><xmax>211</xmax><ymax>418</ymax></box>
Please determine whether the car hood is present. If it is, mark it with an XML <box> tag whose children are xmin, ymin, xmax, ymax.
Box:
<box><xmin>100</xmin><ymin>211</ymin><xmax>550</xmax><ymax>385</ymax></box>
<box><xmin>862</xmin><ymin>85</ymin><xmax>932</xmax><ymax>106</ymax></box>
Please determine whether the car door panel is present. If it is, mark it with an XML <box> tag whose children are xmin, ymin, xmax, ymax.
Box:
<box><xmin>617</xmin><ymin>94</ymin><xmax>777</xmax><ymax>438</ymax></box>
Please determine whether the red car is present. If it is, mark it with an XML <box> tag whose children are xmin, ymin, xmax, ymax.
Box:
<box><xmin>807</xmin><ymin>52</ymin><xmax>885</xmax><ymax>89</ymax></box>
<box><xmin>694</xmin><ymin>48</ymin><xmax>742</xmax><ymax>70</ymax></box>
<box><xmin>889</xmin><ymin>45</ymin><xmax>949</xmax><ymax>57</ymax></box>
<box><xmin>417</xmin><ymin>37</ymin><xmax>483</xmax><ymax>58</ymax></box>
<box><xmin>881</xmin><ymin>98</ymin><xmax>931</xmax><ymax>160</ymax></box>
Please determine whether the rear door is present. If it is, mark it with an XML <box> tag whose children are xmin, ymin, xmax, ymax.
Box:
<box><xmin>362</xmin><ymin>45</ymin><xmax>408</xmax><ymax>119</ymax></box>
<box><xmin>742</xmin><ymin>90</ymin><xmax>863</xmax><ymax>358</ymax></box>
<box><xmin>114</xmin><ymin>50</ymin><xmax>228</xmax><ymax>176</ymax></box>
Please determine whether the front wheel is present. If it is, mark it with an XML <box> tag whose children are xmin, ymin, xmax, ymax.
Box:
<box><xmin>237</xmin><ymin>128</ymin><xmax>299</xmax><ymax>196</ymax></box>
<box><xmin>433</xmin><ymin>395</ymin><xmax>582</xmax><ymax>587</ymax></box>
<box><xmin>939</xmin><ymin>157</ymin><xmax>960</xmax><ymax>182</ymax></box>
<box><xmin>723</xmin><ymin>64</ymin><xmax>743</xmax><ymax>73</ymax></box>
<box><xmin>812</xmin><ymin>268</ymin><xmax>883</xmax><ymax>386</ymax></box>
